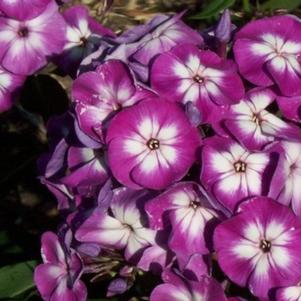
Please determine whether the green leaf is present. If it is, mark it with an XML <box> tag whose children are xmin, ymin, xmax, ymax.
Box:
<box><xmin>190</xmin><ymin>0</ymin><xmax>236</xmax><ymax>19</ymax></box>
<box><xmin>0</xmin><ymin>260</ymin><xmax>37</xmax><ymax>299</ymax></box>
<box><xmin>261</xmin><ymin>0</ymin><xmax>301</xmax><ymax>10</ymax></box>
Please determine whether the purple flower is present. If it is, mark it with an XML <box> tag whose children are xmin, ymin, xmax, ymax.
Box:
<box><xmin>55</xmin><ymin>5</ymin><xmax>115</xmax><ymax>77</ymax></box>
<box><xmin>214</xmin><ymin>197</ymin><xmax>301</xmax><ymax>299</ymax></box>
<box><xmin>200</xmin><ymin>137</ymin><xmax>271</xmax><ymax>212</ymax></box>
<box><xmin>151</xmin><ymin>44</ymin><xmax>244</xmax><ymax>122</ymax></box>
<box><xmin>276</xmin><ymin>283</ymin><xmax>301</xmax><ymax>301</ymax></box>
<box><xmin>269</xmin><ymin>141</ymin><xmax>301</xmax><ymax>216</ymax></box>
<box><xmin>150</xmin><ymin>270</ymin><xmax>227</xmax><ymax>301</ymax></box>
<box><xmin>0</xmin><ymin>1</ymin><xmax>66</xmax><ymax>75</ymax></box>
<box><xmin>75</xmin><ymin>187</ymin><xmax>156</xmax><ymax>262</ymax></box>
<box><xmin>108</xmin><ymin>13</ymin><xmax>203</xmax><ymax>82</ymax></box>
<box><xmin>223</xmin><ymin>88</ymin><xmax>301</xmax><ymax>150</ymax></box>
<box><xmin>234</xmin><ymin>15</ymin><xmax>301</xmax><ymax>96</ymax></box>
<box><xmin>106</xmin><ymin>98</ymin><xmax>201</xmax><ymax>190</ymax></box>
<box><xmin>34</xmin><ymin>231</ymin><xmax>87</xmax><ymax>301</ymax></box>
<box><xmin>0</xmin><ymin>0</ymin><xmax>51</xmax><ymax>20</ymax></box>
<box><xmin>0</xmin><ymin>66</ymin><xmax>25</xmax><ymax>112</ymax></box>
<box><xmin>146</xmin><ymin>182</ymin><xmax>221</xmax><ymax>266</ymax></box>
<box><xmin>72</xmin><ymin>59</ymin><xmax>155</xmax><ymax>144</ymax></box>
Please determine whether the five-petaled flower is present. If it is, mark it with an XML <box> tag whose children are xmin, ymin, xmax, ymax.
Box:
<box><xmin>234</xmin><ymin>15</ymin><xmax>301</xmax><ymax>96</ymax></box>
<box><xmin>106</xmin><ymin>98</ymin><xmax>201</xmax><ymax>190</ymax></box>
<box><xmin>200</xmin><ymin>137</ymin><xmax>271</xmax><ymax>212</ymax></box>
<box><xmin>151</xmin><ymin>44</ymin><xmax>244</xmax><ymax>122</ymax></box>
<box><xmin>214</xmin><ymin>197</ymin><xmax>301</xmax><ymax>299</ymax></box>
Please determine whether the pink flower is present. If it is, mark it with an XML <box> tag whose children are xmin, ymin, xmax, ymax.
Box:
<box><xmin>214</xmin><ymin>197</ymin><xmax>301</xmax><ymax>299</ymax></box>
<box><xmin>234</xmin><ymin>15</ymin><xmax>301</xmax><ymax>96</ymax></box>
<box><xmin>146</xmin><ymin>182</ymin><xmax>221</xmax><ymax>267</ymax></box>
<box><xmin>151</xmin><ymin>44</ymin><xmax>244</xmax><ymax>122</ymax></box>
<box><xmin>0</xmin><ymin>1</ymin><xmax>66</xmax><ymax>75</ymax></box>
<box><xmin>106</xmin><ymin>98</ymin><xmax>201</xmax><ymax>190</ymax></box>
<box><xmin>200</xmin><ymin>137</ymin><xmax>272</xmax><ymax>212</ymax></box>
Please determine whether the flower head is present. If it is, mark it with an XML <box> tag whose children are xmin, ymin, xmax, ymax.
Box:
<box><xmin>234</xmin><ymin>15</ymin><xmax>301</xmax><ymax>96</ymax></box>
<box><xmin>151</xmin><ymin>44</ymin><xmax>244</xmax><ymax>122</ymax></box>
<box><xmin>146</xmin><ymin>182</ymin><xmax>221</xmax><ymax>266</ymax></box>
<box><xmin>0</xmin><ymin>1</ymin><xmax>66</xmax><ymax>75</ymax></box>
<box><xmin>200</xmin><ymin>137</ymin><xmax>272</xmax><ymax>212</ymax></box>
<box><xmin>106</xmin><ymin>98</ymin><xmax>201</xmax><ymax>190</ymax></box>
<box><xmin>214</xmin><ymin>197</ymin><xmax>301</xmax><ymax>299</ymax></box>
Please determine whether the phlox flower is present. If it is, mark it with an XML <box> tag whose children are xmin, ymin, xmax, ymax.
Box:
<box><xmin>76</xmin><ymin>187</ymin><xmax>156</xmax><ymax>262</ymax></box>
<box><xmin>106</xmin><ymin>98</ymin><xmax>201</xmax><ymax>190</ymax></box>
<box><xmin>234</xmin><ymin>15</ymin><xmax>301</xmax><ymax>96</ymax></box>
<box><xmin>0</xmin><ymin>1</ymin><xmax>66</xmax><ymax>75</ymax></box>
<box><xmin>200</xmin><ymin>137</ymin><xmax>272</xmax><ymax>212</ymax></box>
<box><xmin>146</xmin><ymin>182</ymin><xmax>221</xmax><ymax>267</ymax></box>
<box><xmin>34</xmin><ymin>231</ymin><xmax>87</xmax><ymax>301</ymax></box>
<box><xmin>214</xmin><ymin>197</ymin><xmax>301</xmax><ymax>299</ymax></box>
<box><xmin>72</xmin><ymin>59</ymin><xmax>155</xmax><ymax>144</ymax></box>
<box><xmin>151</xmin><ymin>44</ymin><xmax>244</xmax><ymax>122</ymax></box>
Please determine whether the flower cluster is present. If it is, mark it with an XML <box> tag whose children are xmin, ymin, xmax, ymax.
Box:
<box><xmin>13</xmin><ymin>1</ymin><xmax>301</xmax><ymax>300</ymax></box>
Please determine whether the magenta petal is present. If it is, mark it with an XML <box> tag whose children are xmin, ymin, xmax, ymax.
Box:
<box><xmin>0</xmin><ymin>0</ymin><xmax>51</xmax><ymax>20</ymax></box>
<box><xmin>41</xmin><ymin>232</ymin><xmax>65</xmax><ymax>264</ymax></box>
<box><xmin>233</xmin><ymin>38</ymin><xmax>273</xmax><ymax>87</ymax></box>
<box><xmin>34</xmin><ymin>264</ymin><xmax>65</xmax><ymax>299</ymax></box>
<box><xmin>267</xmin><ymin>58</ymin><xmax>301</xmax><ymax>97</ymax></box>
